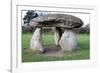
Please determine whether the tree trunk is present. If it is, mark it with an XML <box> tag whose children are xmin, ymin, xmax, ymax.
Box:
<box><xmin>59</xmin><ymin>29</ymin><xmax>78</xmax><ymax>51</ymax></box>
<box><xmin>30</xmin><ymin>27</ymin><xmax>44</xmax><ymax>52</ymax></box>
<box><xmin>54</xmin><ymin>27</ymin><xmax>62</xmax><ymax>46</ymax></box>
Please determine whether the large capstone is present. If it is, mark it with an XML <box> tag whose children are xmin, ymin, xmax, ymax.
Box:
<box><xmin>29</xmin><ymin>14</ymin><xmax>83</xmax><ymax>28</ymax></box>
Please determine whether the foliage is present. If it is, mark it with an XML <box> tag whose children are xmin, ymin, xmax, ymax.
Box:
<box><xmin>74</xmin><ymin>24</ymin><xmax>90</xmax><ymax>34</ymax></box>
<box><xmin>23</xmin><ymin>10</ymin><xmax>39</xmax><ymax>25</ymax></box>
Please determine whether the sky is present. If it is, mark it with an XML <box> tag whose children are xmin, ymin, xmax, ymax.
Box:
<box><xmin>22</xmin><ymin>10</ymin><xmax>90</xmax><ymax>26</ymax></box>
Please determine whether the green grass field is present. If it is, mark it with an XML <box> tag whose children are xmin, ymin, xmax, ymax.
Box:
<box><xmin>22</xmin><ymin>32</ymin><xmax>90</xmax><ymax>62</ymax></box>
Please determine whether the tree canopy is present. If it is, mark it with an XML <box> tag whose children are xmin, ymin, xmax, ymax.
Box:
<box><xmin>23</xmin><ymin>10</ymin><xmax>39</xmax><ymax>25</ymax></box>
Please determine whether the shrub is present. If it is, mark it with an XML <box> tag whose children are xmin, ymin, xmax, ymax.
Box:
<box><xmin>22</xmin><ymin>26</ymin><xmax>35</xmax><ymax>33</ymax></box>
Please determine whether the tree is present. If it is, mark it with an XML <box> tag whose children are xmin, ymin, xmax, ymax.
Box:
<box><xmin>23</xmin><ymin>10</ymin><xmax>39</xmax><ymax>25</ymax></box>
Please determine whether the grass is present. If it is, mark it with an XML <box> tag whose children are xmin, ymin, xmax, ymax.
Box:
<box><xmin>22</xmin><ymin>32</ymin><xmax>90</xmax><ymax>62</ymax></box>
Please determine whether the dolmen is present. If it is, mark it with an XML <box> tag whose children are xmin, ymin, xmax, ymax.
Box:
<box><xmin>29</xmin><ymin>14</ymin><xmax>83</xmax><ymax>53</ymax></box>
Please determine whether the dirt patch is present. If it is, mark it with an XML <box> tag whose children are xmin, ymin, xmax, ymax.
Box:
<box><xmin>23</xmin><ymin>45</ymin><xmax>80</xmax><ymax>57</ymax></box>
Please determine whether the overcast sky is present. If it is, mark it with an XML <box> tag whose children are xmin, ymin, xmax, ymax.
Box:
<box><xmin>22</xmin><ymin>11</ymin><xmax>90</xmax><ymax>26</ymax></box>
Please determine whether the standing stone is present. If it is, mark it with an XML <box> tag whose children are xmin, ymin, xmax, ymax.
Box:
<box><xmin>30</xmin><ymin>27</ymin><xmax>44</xmax><ymax>52</ymax></box>
<box><xmin>59</xmin><ymin>29</ymin><xmax>78</xmax><ymax>51</ymax></box>
<box><xmin>54</xmin><ymin>27</ymin><xmax>62</xmax><ymax>46</ymax></box>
